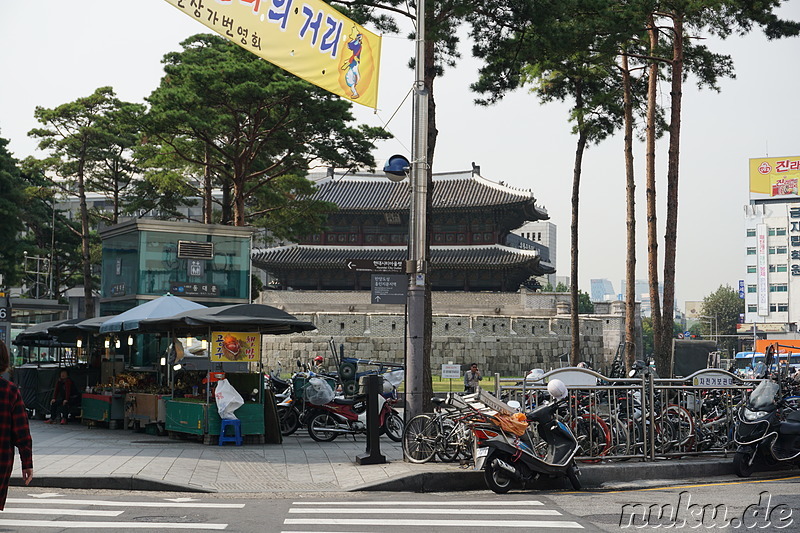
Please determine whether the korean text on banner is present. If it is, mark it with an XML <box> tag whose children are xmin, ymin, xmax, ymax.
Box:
<box><xmin>211</xmin><ymin>331</ymin><xmax>261</xmax><ymax>362</ymax></box>
<box><xmin>164</xmin><ymin>0</ymin><xmax>381</xmax><ymax>109</ymax></box>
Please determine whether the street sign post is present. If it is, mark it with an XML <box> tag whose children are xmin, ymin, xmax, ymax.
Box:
<box><xmin>371</xmin><ymin>274</ymin><xmax>406</xmax><ymax>304</ymax></box>
<box><xmin>347</xmin><ymin>259</ymin><xmax>404</xmax><ymax>273</ymax></box>
<box><xmin>441</xmin><ymin>363</ymin><xmax>461</xmax><ymax>393</ymax></box>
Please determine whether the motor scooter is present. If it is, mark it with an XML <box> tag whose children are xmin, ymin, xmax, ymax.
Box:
<box><xmin>733</xmin><ymin>375</ymin><xmax>800</xmax><ymax>477</ymax></box>
<box><xmin>474</xmin><ymin>379</ymin><xmax>581</xmax><ymax>493</ymax></box>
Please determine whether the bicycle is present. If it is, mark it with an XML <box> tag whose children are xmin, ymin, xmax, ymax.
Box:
<box><xmin>402</xmin><ymin>396</ymin><xmax>477</xmax><ymax>463</ymax></box>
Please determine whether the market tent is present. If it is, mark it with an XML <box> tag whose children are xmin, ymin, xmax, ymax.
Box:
<box><xmin>138</xmin><ymin>303</ymin><xmax>316</xmax><ymax>335</ymax></box>
<box><xmin>99</xmin><ymin>294</ymin><xmax>207</xmax><ymax>334</ymax></box>
<box><xmin>12</xmin><ymin>319</ymin><xmax>69</xmax><ymax>346</ymax></box>
<box><xmin>47</xmin><ymin>315</ymin><xmax>116</xmax><ymax>344</ymax></box>
<box><xmin>49</xmin><ymin>315</ymin><xmax>114</xmax><ymax>334</ymax></box>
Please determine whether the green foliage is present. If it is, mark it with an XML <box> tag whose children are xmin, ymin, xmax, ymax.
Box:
<box><xmin>142</xmin><ymin>34</ymin><xmax>390</xmax><ymax>229</ymax></box>
<box><xmin>577</xmin><ymin>290</ymin><xmax>594</xmax><ymax>314</ymax></box>
<box><xmin>0</xmin><ymin>137</ymin><xmax>26</xmax><ymax>285</ymax></box>
<box><xmin>642</xmin><ymin>317</ymin><xmax>683</xmax><ymax>357</ymax></box>
<box><xmin>701</xmin><ymin>284</ymin><xmax>744</xmax><ymax>353</ymax></box>
<box><xmin>554</xmin><ymin>282</ymin><xmax>569</xmax><ymax>292</ymax></box>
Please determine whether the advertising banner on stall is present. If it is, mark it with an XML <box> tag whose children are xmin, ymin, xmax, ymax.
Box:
<box><xmin>164</xmin><ymin>0</ymin><xmax>382</xmax><ymax>109</ymax></box>
<box><xmin>211</xmin><ymin>331</ymin><xmax>261</xmax><ymax>361</ymax></box>
<box><xmin>749</xmin><ymin>156</ymin><xmax>800</xmax><ymax>200</ymax></box>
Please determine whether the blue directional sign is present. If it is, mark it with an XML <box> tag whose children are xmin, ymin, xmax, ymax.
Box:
<box><xmin>738</xmin><ymin>279</ymin><xmax>745</xmax><ymax>299</ymax></box>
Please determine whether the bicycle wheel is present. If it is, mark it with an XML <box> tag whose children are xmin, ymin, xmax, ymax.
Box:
<box><xmin>436</xmin><ymin>417</ymin><xmax>462</xmax><ymax>462</ymax></box>
<box><xmin>403</xmin><ymin>414</ymin><xmax>439</xmax><ymax>463</ymax></box>
<box><xmin>571</xmin><ymin>414</ymin><xmax>611</xmax><ymax>461</ymax></box>
<box><xmin>664</xmin><ymin>404</ymin><xmax>695</xmax><ymax>452</ymax></box>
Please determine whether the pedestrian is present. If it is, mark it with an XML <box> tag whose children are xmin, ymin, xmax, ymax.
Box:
<box><xmin>0</xmin><ymin>339</ymin><xmax>33</xmax><ymax>509</ymax></box>
<box><xmin>464</xmin><ymin>362</ymin><xmax>482</xmax><ymax>393</ymax></box>
<box><xmin>46</xmin><ymin>369</ymin><xmax>79</xmax><ymax>425</ymax></box>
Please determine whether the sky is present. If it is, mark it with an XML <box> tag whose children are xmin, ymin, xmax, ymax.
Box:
<box><xmin>1</xmin><ymin>1</ymin><xmax>799</xmax><ymax>309</ymax></box>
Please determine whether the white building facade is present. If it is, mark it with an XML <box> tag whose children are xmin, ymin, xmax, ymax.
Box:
<box><xmin>742</xmin><ymin>155</ymin><xmax>800</xmax><ymax>337</ymax></box>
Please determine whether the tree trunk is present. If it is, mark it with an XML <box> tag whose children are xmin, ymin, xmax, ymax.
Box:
<box><xmin>421</xmin><ymin>33</ymin><xmax>438</xmax><ymax>414</ymax></box>
<box><xmin>221</xmin><ymin>179</ymin><xmax>232</xmax><ymax>225</ymax></box>
<box><xmin>658</xmin><ymin>14</ymin><xmax>685</xmax><ymax>377</ymax></box>
<box><xmin>646</xmin><ymin>16</ymin><xmax>662</xmax><ymax>370</ymax></box>
<box><xmin>204</xmin><ymin>144</ymin><xmax>213</xmax><ymax>224</ymax></box>
<box><xmin>621</xmin><ymin>52</ymin><xmax>637</xmax><ymax>370</ymax></box>
<box><xmin>77</xmin><ymin>161</ymin><xmax>95</xmax><ymax>318</ymax></box>
<box><xmin>570</xmin><ymin>83</ymin><xmax>587</xmax><ymax>367</ymax></box>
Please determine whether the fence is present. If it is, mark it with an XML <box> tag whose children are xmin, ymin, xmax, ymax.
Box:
<box><xmin>493</xmin><ymin>367</ymin><xmax>757</xmax><ymax>462</ymax></box>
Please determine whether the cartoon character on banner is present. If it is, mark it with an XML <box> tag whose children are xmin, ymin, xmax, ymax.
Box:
<box><xmin>342</xmin><ymin>27</ymin><xmax>363</xmax><ymax>98</ymax></box>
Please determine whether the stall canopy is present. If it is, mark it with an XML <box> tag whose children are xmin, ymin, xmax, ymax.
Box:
<box><xmin>100</xmin><ymin>294</ymin><xmax>207</xmax><ymax>334</ymax></box>
<box><xmin>13</xmin><ymin>319</ymin><xmax>71</xmax><ymax>346</ymax></box>
<box><xmin>138</xmin><ymin>304</ymin><xmax>316</xmax><ymax>335</ymax></box>
<box><xmin>47</xmin><ymin>316</ymin><xmax>115</xmax><ymax>344</ymax></box>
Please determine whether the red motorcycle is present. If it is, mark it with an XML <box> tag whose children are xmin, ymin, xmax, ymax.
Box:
<box><xmin>306</xmin><ymin>392</ymin><xmax>404</xmax><ymax>442</ymax></box>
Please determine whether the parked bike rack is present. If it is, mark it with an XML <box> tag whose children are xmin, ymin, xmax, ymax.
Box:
<box><xmin>494</xmin><ymin>367</ymin><xmax>759</xmax><ymax>462</ymax></box>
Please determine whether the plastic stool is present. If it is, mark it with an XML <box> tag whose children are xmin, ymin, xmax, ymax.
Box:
<box><xmin>219</xmin><ymin>419</ymin><xmax>243</xmax><ymax>446</ymax></box>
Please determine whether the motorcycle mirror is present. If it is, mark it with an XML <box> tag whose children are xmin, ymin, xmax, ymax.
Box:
<box><xmin>628</xmin><ymin>369</ymin><xmax>637</xmax><ymax>378</ymax></box>
<box><xmin>507</xmin><ymin>400</ymin><xmax>522</xmax><ymax>411</ymax></box>
<box><xmin>765</xmin><ymin>345</ymin><xmax>775</xmax><ymax>369</ymax></box>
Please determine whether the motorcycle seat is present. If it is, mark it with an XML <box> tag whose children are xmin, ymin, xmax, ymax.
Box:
<box><xmin>332</xmin><ymin>396</ymin><xmax>360</xmax><ymax>406</ymax></box>
<box><xmin>779</xmin><ymin>420</ymin><xmax>800</xmax><ymax>435</ymax></box>
<box><xmin>432</xmin><ymin>397</ymin><xmax>446</xmax><ymax>406</ymax></box>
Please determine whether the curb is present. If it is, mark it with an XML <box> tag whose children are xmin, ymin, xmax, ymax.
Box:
<box><xmin>352</xmin><ymin>458</ymin><xmax>753</xmax><ymax>493</ymax></box>
<box><xmin>11</xmin><ymin>475</ymin><xmax>215</xmax><ymax>493</ymax></box>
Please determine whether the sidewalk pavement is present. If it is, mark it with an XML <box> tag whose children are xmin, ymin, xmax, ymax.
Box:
<box><xmin>10</xmin><ymin>419</ymin><xmax>756</xmax><ymax>494</ymax></box>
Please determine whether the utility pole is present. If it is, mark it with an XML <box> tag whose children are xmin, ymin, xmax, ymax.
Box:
<box><xmin>404</xmin><ymin>0</ymin><xmax>429</xmax><ymax>422</ymax></box>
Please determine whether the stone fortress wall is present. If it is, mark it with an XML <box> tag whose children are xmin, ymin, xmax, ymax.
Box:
<box><xmin>257</xmin><ymin>289</ymin><xmax>640</xmax><ymax>377</ymax></box>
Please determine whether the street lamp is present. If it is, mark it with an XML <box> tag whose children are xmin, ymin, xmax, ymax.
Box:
<box><xmin>698</xmin><ymin>315</ymin><xmax>717</xmax><ymax>343</ymax></box>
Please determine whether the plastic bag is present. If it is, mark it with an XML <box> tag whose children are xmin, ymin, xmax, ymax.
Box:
<box><xmin>215</xmin><ymin>379</ymin><xmax>244</xmax><ymax>420</ymax></box>
<box><xmin>305</xmin><ymin>377</ymin><xmax>335</xmax><ymax>406</ymax></box>
<box><xmin>492</xmin><ymin>413</ymin><xmax>529</xmax><ymax>436</ymax></box>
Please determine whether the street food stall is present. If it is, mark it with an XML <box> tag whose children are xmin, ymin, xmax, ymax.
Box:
<box><xmin>12</xmin><ymin>316</ymin><xmax>109</xmax><ymax>419</ymax></box>
<box><xmin>138</xmin><ymin>304</ymin><xmax>316</xmax><ymax>444</ymax></box>
<box><xmin>83</xmin><ymin>294</ymin><xmax>207</xmax><ymax>429</ymax></box>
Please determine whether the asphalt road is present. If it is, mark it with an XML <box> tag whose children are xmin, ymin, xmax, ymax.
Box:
<box><xmin>3</xmin><ymin>475</ymin><xmax>798</xmax><ymax>532</ymax></box>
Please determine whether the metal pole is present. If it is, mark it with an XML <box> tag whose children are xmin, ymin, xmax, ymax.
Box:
<box><xmin>404</xmin><ymin>0</ymin><xmax>428</xmax><ymax>422</ymax></box>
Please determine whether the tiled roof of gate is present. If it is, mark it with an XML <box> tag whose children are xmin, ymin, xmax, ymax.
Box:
<box><xmin>252</xmin><ymin>244</ymin><xmax>555</xmax><ymax>273</ymax></box>
<box><xmin>310</xmin><ymin>171</ymin><xmax>548</xmax><ymax>219</ymax></box>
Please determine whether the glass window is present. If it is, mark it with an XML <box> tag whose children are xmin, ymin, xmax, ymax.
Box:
<box><xmin>777</xmin><ymin>264</ymin><xmax>788</xmax><ymax>272</ymax></box>
<box><xmin>769</xmin><ymin>246</ymin><xmax>788</xmax><ymax>255</ymax></box>
<box><xmin>746</xmin><ymin>228</ymin><xmax>756</xmax><ymax>237</ymax></box>
<box><xmin>746</xmin><ymin>247</ymin><xmax>756</xmax><ymax>255</ymax></box>
<box><xmin>747</xmin><ymin>285</ymin><xmax>757</xmax><ymax>293</ymax></box>
<box><xmin>779</xmin><ymin>303</ymin><xmax>789</xmax><ymax>312</ymax></box>
<box><xmin>747</xmin><ymin>265</ymin><xmax>757</xmax><ymax>273</ymax></box>
<box><xmin>748</xmin><ymin>304</ymin><xmax>757</xmax><ymax>313</ymax></box>
<box><xmin>769</xmin><ymin>283</ymin><xmax>788</xmax><ymax>292</ymax></box>
<box><xmin>776</xmin><ymin>228</ymin><xmax>787</xmax><ymax>236</ymax></box>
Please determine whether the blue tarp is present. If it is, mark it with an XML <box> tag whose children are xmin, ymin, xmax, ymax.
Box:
<box><xmin>99</xmin><ymin>294</ymin><xmax>207</xmax><ymax>333</ymax></box>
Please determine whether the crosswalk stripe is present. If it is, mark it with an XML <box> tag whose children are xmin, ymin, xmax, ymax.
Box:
<box><xmin>2</xmin><ymin>508</ymin><xmax>123</xmax><ymax>517</ymax></box>
<box><xmin>284</xmin><ymin>518</ymin><xmax>583</xmax><ymax>528</ymax></box>
<box><xmin>290</xmin><ymin>500</ymin><xmax>544</xmax><ymax>506</ymax></box>
<box><xmin>288</xmin><ymin>508</ymin><xmax>561</xmax><ymax>516</ymax></box>
<box><xmin>0</xmin><ymin>519</ymin><xmax>228</xmax><ymax>529</ymax></box>
<box><xmin>6</xmin><ymin>498</ymin><xmax>244</xmax><ymax>509</ymax></box>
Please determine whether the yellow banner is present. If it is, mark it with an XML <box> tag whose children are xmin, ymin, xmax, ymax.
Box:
<box><xmin>164</xmin><ymin>0</ymin><xmax>381</xmax><ymax>109</ymax></box>
<box><xmin>749</xmin><ymin>156</ymin><xmax>800</xmax><ymax>200</ymax></box>
<box><xmin>211</xmin><ymin>331</ymin><xmax>261</xmax><ymax>361</ymax></box>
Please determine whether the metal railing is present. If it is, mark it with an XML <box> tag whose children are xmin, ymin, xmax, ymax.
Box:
<box><xmin>492</xmin><ymin>367</ymin><xmax>757</xmax><ymax>462</ymax></box>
